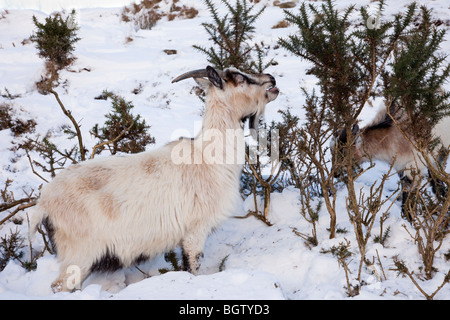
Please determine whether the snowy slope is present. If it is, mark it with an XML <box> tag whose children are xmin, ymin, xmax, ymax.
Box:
<box><xmin>0</xmin><ymin>0</ymin><xmax>131</xmax><ymax>13</ymax></box>
<box><xmin>0</xmin><ymin>0</ymin><xmax>449</xmax><ymax>300</ymax></box>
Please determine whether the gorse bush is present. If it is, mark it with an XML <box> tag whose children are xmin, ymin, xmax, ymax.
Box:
<box><xmin>29</xmin><ymin>10</ymin><xmax>155</xmax><ymax>163</ymax></box>
<box><xmin>385</xmin><ymin>5</ymin><xmax>450</xmax><ymax>141</ymax></box>
<box><xmin>30</xmin><ymin>10</ymin><xmax>80</xmax><ymax>70</ymax></box>
<box><xmin>194</xmin><ymin>0</ymin><xmax>273</xmax><ymax>73</ymax></box>
<box><xmin>280</xmin><ymin>2</ymin><xmax>361</xmax><ymax>125</ymax></box>
<box><xmin>91</xmin><ymin>91</ymin><xmax>155</xmax><ymax>156</ymax></box>
<box><xmin>279</xmin><ymin>0</ymin><xmax>450</xmax><ymax>138</ymax></box>
<box><xmin>279</xmin><ymin>0</ymin><xmax>450</xmax><ymax>228</ymax></box>
<box><xmin>0</xmin><ymin>102</ymin><xmax>36</xmax><ymax>137</ymax></box>
<box><xmin>279</xmin><ymin>0</ymin><xmax>450</xmax><ymax>297</ymax></box>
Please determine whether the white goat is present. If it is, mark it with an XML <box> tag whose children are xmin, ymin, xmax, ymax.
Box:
<box><xmin>30</xmin><ymin>66</ymin><xmax>279</xmax><ymax>292</ymax></box>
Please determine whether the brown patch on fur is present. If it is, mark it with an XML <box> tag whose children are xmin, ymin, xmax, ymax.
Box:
<box><xmin>99</xmin><ymin>193</ymin><xmax>120</xmax><ymax>219</ymax></box>
<box><xmin>143</xmin><ymin>158</ymin><xmax>156</xmax><ymax>174</ymax></box>
<box><xmin>79</xmin><ymin>167</ymin><xmax>111</xmax><ymax>191</ymax></box>
<box><xmin>39</xmin><ymin>194</ymin><xmax>91</xmax><ymax>239</ymax></box>
<box><xmin>359</xmin><ymin>125</ymin><xmax>413</xmax><ymax>161</ymax></box>
<box><xmin>359</xmin><ymin>128</ymin><xmax>389</xmax><ymax>159</ymax></box>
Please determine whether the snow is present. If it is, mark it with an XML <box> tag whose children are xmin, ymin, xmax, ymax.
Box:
<box><xmin>0</xmin><ymin>0</ymin><xmax>449</xmax><ymax>300</ymax></box>
<box><xmin>0</xmin><ymin>0</ymin><xmax>131</xmax><ymax>13</ymax></box>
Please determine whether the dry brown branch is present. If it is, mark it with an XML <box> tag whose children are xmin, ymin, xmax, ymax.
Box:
<box><xmin>1</xmin><ymin>181</ymin><xmax>38</xmax><ymax>226</ymax></box>
<box><xmin>47</xmin><ymin>88</ymin><xmax>86</xmax><ymax>161</ymax></box>
<box><xmin>0</xmin><ymin>200</ymin><xmax>37</xmax><ymax>225</ymax></box>
<box><xmin>292</xmin><ymin>123</ymin><xmax>338</xmax><ymax>239</ymax></box>
<box><xmin>234</xmin><ymin>210</ymin><xmax>273</xmax><ymax>227</ymax></box>
<box><xmin>393</xmin><ymin>257</ymin><xmax>449</xmax><ymax>300</ymax></box>
<box><xmin>345</xmin><ymin>158</ymin><xmax>398</xmax><ymax>282</ymax></box>
<box><xmin>388</xmin><ymin>111</ymin><xmax>450</xmax><ymax>279</ymax></box>
<box><xmin>376</xmin><ymin>249</ymin><xmax>387</xmax><ymax>281</ymax></box>
<box><xmin>243</xmin><ymin>126</ymin><xmax>290</xmax><ymax>222</ymax></box>
<box><xmin>24</xmin><ymin>148</ymin><xmax>49</xmax><ymax>183</ymax></box>
<box><xmin>90</xmin><ymin>120</ymin><xmax>134</xmax><ymax>159</ymax></box>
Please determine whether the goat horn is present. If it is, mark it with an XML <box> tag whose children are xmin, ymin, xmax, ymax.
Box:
<box><xmin>171</xmin><ymin>69</ymin><xmax>208</xmax><ymax>83</ymax></box>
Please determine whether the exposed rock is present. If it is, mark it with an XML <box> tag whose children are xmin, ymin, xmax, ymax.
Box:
<box><xmin>274</xmin><ymin>1</ymin><xmax>297</xmax><ymax>9</ymax></box>
<box><xmin>163</xmin><ymin>49</ymin><xmax>177</xmax><ymax>55</ymax></box>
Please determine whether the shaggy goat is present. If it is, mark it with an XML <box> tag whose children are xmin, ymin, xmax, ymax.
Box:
<box><xmin>30</xmin><ymin>66</ymin><xmax>279</xmax><ymax>292</ymax></box>
<box><xmin>330</xmin><ymin>107</ymin><xmax>450</xmax><ymax>216</ymax></box>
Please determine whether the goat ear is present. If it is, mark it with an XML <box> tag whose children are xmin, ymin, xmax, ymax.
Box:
<box><xmin>206</xmin><ymin>66</ymin><xmax>223</xmax><ymax>89</ymax></box>
<box><xmin>351</xmin><ymin>124</ymin><xmax>362</xmax><ymax>147</ymax></box>
<box><xmin>351</xmin><ymin>123</ymin><xmax>360</xmax><ymax>135</ymax></box>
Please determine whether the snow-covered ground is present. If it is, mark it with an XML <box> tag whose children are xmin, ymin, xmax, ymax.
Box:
<box><xmin>0</xmin><ymin>0</ymin><xmax>449</xmax><ymax>300</ymax></box>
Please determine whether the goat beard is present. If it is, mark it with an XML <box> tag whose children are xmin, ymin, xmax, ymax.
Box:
<box><xmin>248</xmin><ymin>109</ymin><xmax>266</xmax><ymax>130</ymax></box>
<box><xmin>249</xmin><ymin>114</ymin><xmax>258</xmax><ymax>130</ymax></box>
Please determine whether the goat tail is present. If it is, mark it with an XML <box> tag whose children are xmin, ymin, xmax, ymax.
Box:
<box><xmin>28</xmin><ymin>204</ymin><xmax>48</xmax><ymax>242</ymax></box>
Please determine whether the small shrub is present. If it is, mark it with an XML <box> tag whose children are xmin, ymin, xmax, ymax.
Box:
<box><xmin>122</xmin><ymin>0</ymin><xmax>198</xmax><ymax>30</ymax></box>
<box><xmin>321</xmin><ymin>239</ymin><xmax>358</xmax><ymax>296</ymax></box>
<box><xmin>91</xmin><ymin>91</ymin><xmax>155</xmax><ymax>156</ymax></box>
<box><xmin>167</xmin><ymin>4</ymin><xmax>198</xmax><ymax>21</ymax></box>
<box><xmin>30</xmin><ymin>10</ymin><xmax>86</xmax><ymax>160</ymax></box>
<box><xmin>0</xmin><ymin>227</ymin><xmax>44</xmax><ymax>272</ymax></box>
<box><xmin>0</xmin><ymin>102</ymin><xmax>36</xmax><ymax>137</ymax></box>
<box><xmin>194</xmin><ymin>0</ymin><xmax>273</xmax><ymax>73</ymax></box>
<box><xmin>122</xmin><ymin>0</ymin><xmax>163</xmax><ymax>30</ymax></box>
<box><xmin>30</xmin><ymin>10</ymin><xmax>80</xmax><ymax>71</ymax></box>
<box><xmin>20</xmin><ymin>134</ymin><xmax>78</xmax><ymax>181</ymax></box>
<box><xmin>158</xmin><ymin>250</ymin><xmax>182</xmax><ymax>274</ymax></box>
<box><xmin>0</xmin><ymin>229</ymin><xmax>26</xmax><ymax>271</ymax></box>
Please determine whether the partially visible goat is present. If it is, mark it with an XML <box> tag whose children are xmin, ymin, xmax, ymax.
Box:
<box><xmin>330</xmin><ymin>107</ymin><xmax>450</xmax><ymax>215</ymax></box>
<box><xmin>30</xmin><ymin>66</ymin><xmax>279</xmax><ymax>292</ymax></box>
